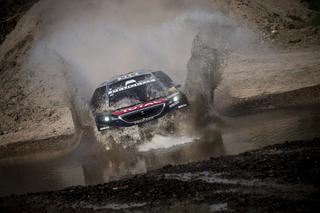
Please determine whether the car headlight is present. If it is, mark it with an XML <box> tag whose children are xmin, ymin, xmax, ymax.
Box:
<box><xmin>104</xmin><ymin>116</ymin><xmax>111</xmax><ymax>122</ymax></box>
<box><xmin>172</xmin><ymin>95</ymin><xmax>180</xmax><ymax>102</ymax></box>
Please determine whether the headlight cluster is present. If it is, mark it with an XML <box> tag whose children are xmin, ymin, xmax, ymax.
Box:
<box><xmin>104</xmin><ymin>116</ymin><xmax>111</xmax><ymax>122</ymax></box>
<box><xmin>172</xmin><ymin>95</ymin><xmax>180</xmax><ymax>102</ymax></box>
<box><xmin>99</xmin><ymin>115</ymin><xmax>112</xmax><ymax>123</ymax></box>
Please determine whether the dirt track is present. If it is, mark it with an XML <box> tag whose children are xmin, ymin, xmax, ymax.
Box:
<box><xmin>1</xmin><ymin>138</ymin><xmax>319</xmax><ymax>212</ymax></box>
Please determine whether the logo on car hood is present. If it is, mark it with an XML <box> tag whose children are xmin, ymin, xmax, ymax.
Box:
<box><xmin>112</xmin><ymin>98</ymin><xmax>166</xmax><ymax>116</ymax></box>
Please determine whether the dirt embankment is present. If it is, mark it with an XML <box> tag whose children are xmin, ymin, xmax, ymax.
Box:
<box><xmin>211</xmin><ymin>0</ymin><xmax>320</xmax><ymax>49</ymax></box>
<box><xmin>0</xmin><ymin>0</ymin><xmax>77</xmax><ymax>162</ymax></box>
<box><xmin>214</xmin><ymin>49</ymin><xmax>320</xmax><ymax>115</ymax></box>
<box><xmin>1</xmin><ymin>138</ymin><xmax>319</xmax><ymax>212</ymax></box>
<box><xmin>185</xmin><ymin>0</ymin><xmax>320</xmax><ymax>116</ymax></box>
<box><xmin>0</xmin><ymin>0</ymin><xmax>38</xmax><ymax>45</ymax></box>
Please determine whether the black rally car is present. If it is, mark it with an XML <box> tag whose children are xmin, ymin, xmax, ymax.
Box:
<box><xmin>90</xmin><ymin>70</ymin><xmax>188</xmax><ymax>131</ymax></box>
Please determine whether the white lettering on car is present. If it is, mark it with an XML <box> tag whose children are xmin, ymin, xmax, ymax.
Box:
<box><xmin>108</xmin><ymin>79</ymin><xmax>156</xmax><ymax>95</ymax></box>
<box><xmin>112</xmin><ymin>98</ymin><xmax>166</xmax><ymax>116</ymax></box>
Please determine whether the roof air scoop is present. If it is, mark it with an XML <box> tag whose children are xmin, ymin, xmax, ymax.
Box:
<box><xmin>125</xmin><ymin>79</ymin><xmax>137</xmax><ymax>87</ymax></box>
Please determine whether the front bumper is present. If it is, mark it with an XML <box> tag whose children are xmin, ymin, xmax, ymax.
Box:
<box><xmin>95</xmin><ymin>93</ymin><xmax>188</xmax><ymax>131</ymax></box>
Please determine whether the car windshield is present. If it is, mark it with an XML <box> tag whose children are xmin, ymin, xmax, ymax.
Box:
<box><xmin>109</xmin><ymin>77</ymin><xmax>168</xmax><ymax>109</ymax></box>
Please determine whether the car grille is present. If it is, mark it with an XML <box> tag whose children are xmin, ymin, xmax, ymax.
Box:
<box><xmin>121</xmin><ymin>104</ymin><xmax>164</xmax><ymax>123</ymax></box>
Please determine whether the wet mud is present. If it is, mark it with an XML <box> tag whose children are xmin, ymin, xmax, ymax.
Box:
<box><xmin>1</xmin><ymin>109</ymin><xmax>320</xmax><ymax>198</ymax></box>
<box><xmin>0</xmin><ymin>138</ymin><xmax>319</xmax><ymax>212</ymax></box>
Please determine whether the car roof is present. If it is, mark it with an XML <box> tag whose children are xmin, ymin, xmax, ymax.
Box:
<box><xmin>97</xmin><ymin>69</ymin><xmax>159</xmax><ymax>88</ymax></box>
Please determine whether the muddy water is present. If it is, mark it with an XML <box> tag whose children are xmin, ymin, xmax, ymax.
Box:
<box><xmin>1</xmin><ymin>109</ymin><xmax>320</xmax><ymax>196</ymax></box>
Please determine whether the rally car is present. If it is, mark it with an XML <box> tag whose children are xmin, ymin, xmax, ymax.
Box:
<box><xmin>90</xmin><ymin>70</ymin><xmax>188</xmax><ymax>131</ymax></box>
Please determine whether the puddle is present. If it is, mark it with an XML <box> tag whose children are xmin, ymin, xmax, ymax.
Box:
<box><xmin>1</xmin><ymin>109</ymin><xmax>320</xmax><ymax>196</ymax></box>
<box><xmin>209</xmin><ymin>203</ymin><xmax>228</xmax><ymax>212</ymax></box>
<box><xmin>138</xmin><ymin>135</ymin><xmax>196</xmax><ymax>152</ymax></box>
<box><xmin>76</xmin><ymin>202</ymin><xmax>147</xmax><ymax>210</ymax></box>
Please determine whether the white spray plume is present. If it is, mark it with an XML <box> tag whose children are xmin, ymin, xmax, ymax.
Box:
<box><xmin>28</xmin><ymin>0</ymin><xmax>255</xmax><ymax>101</ymax></box>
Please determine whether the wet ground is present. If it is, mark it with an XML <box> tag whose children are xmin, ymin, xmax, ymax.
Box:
<box><xmin>1</xmin><ymin>108</ymin><xmax>320</xmax><ymax>197</ymax></box>
<box><xmin>1</xmin><ymin>137</ymin><xmax>319</xmax><ymax>212</ymax></box>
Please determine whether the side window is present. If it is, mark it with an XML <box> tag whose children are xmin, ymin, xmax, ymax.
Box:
<box><xmin>152</xmin><ymin>71</ymin><xmax>173</xmax><ymax>88</ymax></box>
<box><xmin>90</xmin><ymin>86</ymin><xmax>107</xmax><ymax>110</ymax></box>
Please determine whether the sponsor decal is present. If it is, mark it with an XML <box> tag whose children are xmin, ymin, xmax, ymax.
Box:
<box><xmin>133</xmin><ymin>116</ymin><xmax>154</xmax><ymax>124</ymax></box>
<box><xmin>169</xmin><ymin>102</ymin><xmax>179</xmax><ymax>108</ymax></box>
<box><xmin>117</xmin><ymin>72</ymin><xmax>139</xmax><ymax>81</ymax></box>
<box><xmin>178</xmin><ymin>104</ymin><xmax>187</xmax><ymax>109</ymax></box>
<box><xmin>108</xmin><ymin>78</ymin><xmax>156</xmax><ymax>95</ymax></box>
<box><xmin>112</xmin><ymin>98</ymin><xmax>166</xmax><ymax>116</ymax></box>
<box><xmin>99</xmin><ymin>126</ymin><xmax>110</xmax><ymax>131</ymax></box>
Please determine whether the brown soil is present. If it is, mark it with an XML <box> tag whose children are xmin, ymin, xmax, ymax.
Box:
<box><xmin>0</xmin><ymin>0</ymin><xmax>74</xmax><ymax>140</ymax></box>
<box><xmin>0</xmin><ymin>0</ymin><xmax>77</xmax><ymax>163</ymax></box>
<box><xmin>0</xmin><ymin>0</ymin><xmax>38</xmax><ymax>45</ymax></box>
<box><xmin>211</xmin><ymin>0</ymin><xmax>320</xmax><ymax>49</ymax></box>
